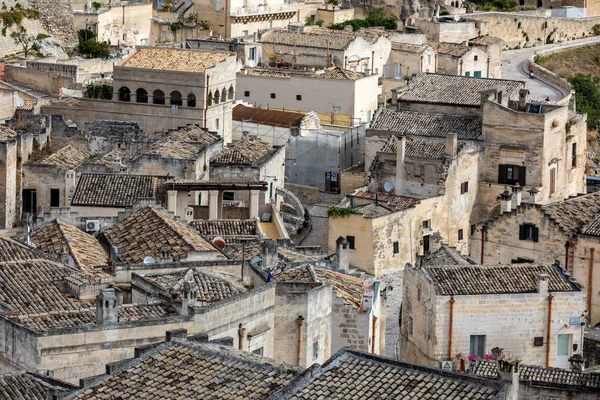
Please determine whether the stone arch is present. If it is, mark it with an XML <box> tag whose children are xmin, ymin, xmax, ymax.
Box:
<box><xmin>187</xmin><ymin>93</ymin><xmax>196</xmax><ymax>107</ymax></box>
<box><xmin>118</xmin><ymin>86</ymin><xmax>130</xmax><ymax>102</ymax></box>
<box><xmin>208</xmin><ymin>92</ymin><xmax>213</xmax><ymax>106</ymax></box>
<box><xmin>136</xmin><ymin>88</ymin><xmax>148</xmax><ymax>103</ymax></box>
<box><xmin>170</xmin><ymin>90</ymin><xmax>182</xmax><ymax>106</ymax></box>
<box><xmin>221</xmin><ymin>87</ymin><xmax>227</xmax><ymax>101</ymax></box>
<box><xmin>214</xmin><ymin>89</ymin><xmax>220</xmax><ymax>104</ymax></box>
<box><xmin>228</xmin><ymin>85</ymin><xmax>234</xmax><ymax>100</ymax></box>
<box><xmin>153</xmin><ymin>89</ymin><xmax>165</xmax><ymax>105</ymax></box>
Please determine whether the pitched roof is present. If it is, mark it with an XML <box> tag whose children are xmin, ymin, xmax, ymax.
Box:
<box><xmin>33</xmin><ymin>145</ymin><xmax>90</xmax><ymax>170</ymax></box>
<box><xmin>0</xmin><ymin>236</ymin><xmax>51</xmax><ymax>262</ymax></box>
<box><xmin>85</xmin><ymin>148</ymin><xmax>128</xmax><ymax>170</ymax></box>
<box><xmin>542</xmin><ymin>192</ymin><xmax>600</xmax><ymax>236</ymax></box>
<box><xmin>211</xmin><ymin>139</ymin><xmax>276</xmax><ymax>166</ymax></box>
<box><xmin>425</xmin><ymin>264</ymin><xmax>579</xmax><ymax>295</ymax></box>
<box><xmin>469</xmin><ymin>36</ymin><xmax>503</xmax><ymax>46</ymax></box>
<box><xmin>353</xmin><ymin>202</ymin><xmax>394</xmax><ymax>218</ymax></box>
<box><xmin>122</xmin><ymin>48</ymin><xmax>230</xmax><ymax>72</ymax></box>
<box><xmin>0</xmin><ymin>372</ymin><xmax>75</xmax><ymax>399</ymax></box>
<box><xmin>370</xmin><ymin>109</ymin><xmax>483</xmax><ymax>141</ymax></box>
<box><xmin>244</xmin><ymin>67</ymin><xmax>365</xmax><ymax>80</ymax></box>
<box><xmin>435</xmin><ymin>42</ymin><xmax>471</xmax><ymax>57</ymax></box>
<box><xmin>136</xmin><ymin>125</ymin><xmax>220</xmax><ymax>160</ymax></box>
<box><xmin>583</xmin><ymin>213</ymin><xmax>600</xmax><ymax>236</ymax></box>
<box><xmin>421</xmin><ymin>245</ymin><xmax>472</xmax><ymax>267</ymax></box>
<box><xmin>353</xmin><ymin>191</ymin><xmax>420</xmax><ymax>211</ymax></box>
<box><xmin>68</xmin><ymin>341</ymin><xmax>301</xmax><ymax>400</ymax></box>
<box><xmin>141</xmin><ymin>268</ymin><xmax>247</xmax><ymax>303</ymax></box>
<box><xmin>190</xmin><ymin>219</ymin><xmax>258</xmax><ymax>237</ymax></box>
<box><xmin>391</xmin><ymin>42</ymin><xmax>428</xmax><ymax>53</ymax></box>
<box><xmin>102</xmin><ymin>207</ymin><xmax>224</xmax><ymax>264</ymax></box>
<box><xmin>397</xmin><ymin>73</ymin><xmax>524</xmax><ymax>106</ymax></box>
<box><xmin>0</xmin><ymin>125</ymin><xmax>17</xmax><ymax>142</ymax></box>
<box><xmin>232</xmin><ymin>105</ymin><xmax>305</xmax><ymax>128</ymax></box>
<box><xmin>381</xmin><ymin>135</ymin><xmax>466</xmax><ymax>159</ymax></box>
<box><xmin>276</xmin><ymin>264</ymin><xmax>364</xmax><ymax>309</ymax></box>
<box><xmin>259</xmin><ymin>28</ymin><xmax>356</xmax><ymax>50</ymax></box>
<box><xmin>470</xmin><ymin>360</ymin><xmax>600</xmax><ymax>392</ymax></box>
<box><xmin>71</xmin><ymin>174</ymin><xmax>161</xmax><ymax>208</ymax></box>
<box><xmin>276</xmin><ymin>348</ymin><xmax>507</xmax><ymax>399</ymax></box>
<box><xmin>30</xmin><ymin>219</ymin><xmax>109</xmax><ymax>277</ymax></box>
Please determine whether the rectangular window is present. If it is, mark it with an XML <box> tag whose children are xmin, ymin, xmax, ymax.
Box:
<box><xmin>519</xmin><ymin>223</ymin><xmax>539</xmax><ymax>242</ymax></box>
<box><xmin>296</xmin><ymin>94</ymin><xmax>302</xmax><ymax>101</ymax></box>
<box><xmin>393</xmin><ymin>241</ymin><xmax>399</xmax><ymax>254</ymax></box>
<box><xmin>350</xmin><ymin>66</ymin><xmax>356</xmax><ymax>72</ymax></box>
<box><xmin>427</xmin><ymin>54</ymin><xmax>431</xmax><ymax>65</ymax></box>
<box><xmin>423</xmin><ymin>220</ymin><xmax>430</xmax><ymax>230</ymax></box>
<box><xmin>382</xmin><ymin>64</ymin><xmax>387</xmax><ymax>78</ymax></box>
<box><xmin>270</xmin><ymin>93</ymin><xmax>276</xmax><ymax>99</ymax></box>
<box><xmin>557</xmin><ymin>334</ymin><xmax>570</xmax><ymax>356</ymax></box>
<box><xmin>465</xmin><ymin>71</ymin><xmax>470</xmax><ymax>77</ymax></box>
<box><xmin>471</xmin><ymin>224</ymin><xmax>476</xmax><ymax>236</ymax></box>
<box><xmin>550</xmin><ymin>168</ymin><xmax>556</xmax><ymax>195</ymax></box>
<box><xmin>333</xmin><ymin>106</ymin><xmax>341</xmax><ymax>114</ymax></box>
<box><xmin>361</xmin><ymin>64</ymin><xmax>366</xmax><ymax>72</ymax></box>
<box><xmin>460</xmin><ymin>181</ymin><xmax>469</xmax><ymax>194</ymax></box>
<box><xmin>312</xmin><ymin>341</ymin><xmax>319</xmax><ymax>359</ymax></box>
<box><xmin>215</xmin><ymin>0</ymin><xmax>220</xmax><ymax>10</ymax></box>
<box><xmin>198</xmin><ymin>193</ymin><xmax>202</xmax><ymax>204</ymax></box>
<box><xmin>244</xmin><ymin>91</ymin><xmax>250</xmax><ymax>97</ymax></box>
<box><xmin>470</xmin><ymin>335</ymin><xmax>485</xmax><ymax>358</ymax></box>
<box><xmin>498</xmin><ymin>164</ymin><xmax>526</xmax><ymax>186</ymax></box>
<box><xmin>473</xmin><ymin>71</ymin><xmax>482</xmax><ymax>78</ymax></box>
<box><xmin>50</xmin><ymin>189</ymin><xmax>60</xmax><ymax>207</ymax></box>
<box><xmin>216</xmin><ymin>118</ymin><xmax>219</xmax><ymax>130</ymax></box>
<box><xmin>249</xmin><ymin>47</ymin><xmax>256</xmax><ymax>61</ymax></box>
<box><xmin>223</xmin><ymin>191</ymin><xmax>234</xmax><ymax>201</ymax></box>
<box><xmin>394</xmin><ymin>63</ymin><xmax>401</xmax><ymax>79</ymax></box>
<box><xmin>474</xmin><ymin>55</ymin><xmax>479</xmax><ymax>61</ymax></box>
<box><xmin>458</xmin><ymin>229</ymin><xmax>463</xmax><ymax>241</ymax></box>
<box><xmin>252</xmin><ymin>347</ymin><xmax>264</xmax><ymax>356</ymax></box>
<box><xmin>347</xmin><ymin>235</ymin><xmax>355</xmax><ymax>250</ymax></box>
<box><xmin>242</xmin><ymin>30</ymin><xmax>248</xmax><ymax>36</ymax></box>
<box><xmin>572</xmin><ymin>143</ymin><xmax>577</xmax><ymax>167</ymax></box>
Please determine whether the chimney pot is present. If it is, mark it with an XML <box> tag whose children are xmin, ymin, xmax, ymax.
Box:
<box><xmin>537</xmin><ymin>273</ymin><xmax>549</xmax><ymax>297</ymax></box>
<box><xmin>500</xmin><ymin>189</ymin><xmax>513</xmax><ymax>213</ymax></box>
<box><xmin>336</xmin><ymin>236</ymin><xmax>349</xmax><ymax>273</ymax></box>
<box><xmin>445</xmin><ymin>133</ymin><xmax>458</xmax><ymax>158</ymax></box>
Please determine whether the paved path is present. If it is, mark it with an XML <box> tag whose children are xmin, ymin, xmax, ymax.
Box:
<box><xmin>502</xmin><ymin>36</ymin><xmax>600</xmax><ymax>101</ymax></box>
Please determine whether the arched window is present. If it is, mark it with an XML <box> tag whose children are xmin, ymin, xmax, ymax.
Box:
<box><xmin>208</xmin><ymin>92</ymin><xmax>213</xmax><ymax>106</ymax></box>
<box><xmin>136</xmin><ymin>88</ymin><xmax>148</xmax><ymax>103</ymax></box>
<box><xmin>187</xmin><ymin>93</ymin><xmax>196</xmax><ymax>107</ymax></box>
<box><xmin>221</xmin><ymin>88</ymin><xmax>227</xmax><ymax>101</ymax></box>
<box><xmin>170</xmin><ymin>91</ymin><xmax>182</xmax><ymax>106</ymax></box>
<box><xmin>214</xmin><ymin>89</ymin><xmax>220</xmax><ymax>104</ymax></box>
<box><xmin>228</xmin><ymin>85</ymin><xmax>234</xmax><ymax>100</ymax></box>
<box><xmin>153</xmin><ymin>89</ymin><xmax>165</xmax><ymax>105</ymax></box>
<box><xmin>118</xmin><ymin>87</ymin><xmax>130</xmax><ymax>102</ymax></box>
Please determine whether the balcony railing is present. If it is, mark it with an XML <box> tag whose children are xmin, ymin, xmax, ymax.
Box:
<box><xmin>230</xmin><ymin>3</ymin><xmax>298</xmax><ymax>16</ymax></box>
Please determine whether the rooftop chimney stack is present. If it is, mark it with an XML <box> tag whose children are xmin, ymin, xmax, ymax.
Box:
<box><xmin>445</xmin><ymin>133</ymin><xmax>458</xmax><ymax>158</ymax></box>
<box><xmin>518</xmin><ymin>89</ymin><xmax>529</xmax><ymax>111</ymax></box>
<box><xmin>336</xmin><ymin>236</ymin><xmax>349</xmax><ymax>273</ymax></box>
<box><xmin>500</xmin><ymin>189</ymin><xmax>513</xmax><ymax>213</ymax></box>
<box><xmin>527</xmin><ymin>187</ymin><xmax>541</xmax><ymax>205</ymax></box>
<box><xmin>96</xmin><ymin>288</ymin><xmax>118</xmax><ymax>325</ymax></box>
<box><xmin>511</xmin><ymin>183</ymin><xmax>523</xmax><ymax>208</ymax></box>
<box><xmin>395</xmin><ymin>136</ymin><xmax>407</xmax><ymax>195</ymax></box>
<box><xmin>498</xmin><ymin>358</ymin><xmax>520</xmax><ymax>399</ymax></box>
<box><xmin>261</xmin><ymin>239</ymin><xmax>279</xmax><ymax>269</ymax></box>
<box><xmin>537</xmin><ymin>273</ymin><xmax>549</xmax><ymax>297</ymax></box>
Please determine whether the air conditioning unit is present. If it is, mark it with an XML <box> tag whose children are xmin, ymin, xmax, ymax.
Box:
<box><xmin>86</xmin><ymin>220</ymin><xmax>101</xmax><ymax>233</ymax></box>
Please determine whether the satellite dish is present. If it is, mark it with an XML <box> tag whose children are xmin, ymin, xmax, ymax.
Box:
<box><xmin>143</xmin><ymin>256</ymin><xmax>155</xmax><ymax>264</ymax></box>
<box><xmin>384</xmin><ymin>181</ymin><xmax>394</xmax><ymax>193</ymax></box>
<box><xmin>454</xmin><ymin>14</ymin><xmax>460</xmax><ymax>21</ymax></box>
<box><xmin>250</xmin><ymin>257</ymin><xmax>262</xmax><ymax>264</ymax></box>
<box><xmin>212</xmin><ymin>236</ymin><xmax>227</xmax><ymax>249</ymax></box>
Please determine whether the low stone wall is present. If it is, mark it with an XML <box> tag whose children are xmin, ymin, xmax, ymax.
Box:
<box><xmin>5</xmin><ymin>64</ymin><xmax>76</xmax><ymax>96</ymax></box>
<box><xmin>284</xmin><ymin>182</ymin><xmax>319</xmax><ymax>207</ymax></box>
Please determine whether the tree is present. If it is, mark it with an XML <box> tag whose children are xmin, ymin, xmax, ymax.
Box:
<box><xmin>569</xmin><ymin>73</ymin><xmax>600</xmax><ymax>130</ymax></box>
<box><xmin>10</xmin><ymin>26</ymin><xmax>38</xmax><ymax>57</ymax></box>
<box><xmin>78</xmin><ymin>28</ymin><xmax>95</xmax><ymax>42</ymax></box>
<box><xmin>79</xmin><ymin>40</ymin><xmax>110</xmax><ymax>58</ymax></box>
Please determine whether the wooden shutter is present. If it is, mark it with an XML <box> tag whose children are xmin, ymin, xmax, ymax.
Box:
<box><xmin>532</xmin><ymin>226</ymin><xmax>539</xmax><ymax>242</ymax></box>
<box><xmin>498</xmin><ymin>165</ymin><xmax>507</xmax><ymax>184</ymax></box>
<box><xmin>518</xmin><ymin>166</ymin><xmax>526</xmax><ymax>186</ymax></box>
<box><xmin>519</xmin><ymin>224</ymin><xmax>526</xmax><ymax>240</ymax></box>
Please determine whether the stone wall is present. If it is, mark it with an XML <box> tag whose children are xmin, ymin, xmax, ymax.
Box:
<box><xmin>316</xmin><ymin>7</ymin><xmax>355</xmax><ymax>26</ymax></box>
<box><xmin>340</xmin><ymin>168</ymin><xmax>366</xmax><ymax>197</ymax></box>
<box><xmin>0</xmin><ymin>139</ymin><xmax>17</xmax><ymax>228</ymax></box>
<box><xmin>6</xmin><ymin>65</ymin><xmax>76</xmax><ymax>96</ymax></box>
<box><xmin>284</xmin><ymin>182</ymin><xmax>319</xmax><ymax>207</ymax></box>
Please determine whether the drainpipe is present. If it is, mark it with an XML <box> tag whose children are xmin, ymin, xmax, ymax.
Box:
<box><xmin>204</xmin><ymin>74</ymin><xmax>210</xmax><ymax>128</ymax></box>
<box><xmin>238</xmin><ymin>323</ymin><xmax>246</xmax><ymax>351</ymax></box>
<box><xmin>480</xmin><ymin>227</ymin><xmax>485</xmax><ymax>265</ymax></box>
<box><xmin>296</xmin><ymin>315</ymin><xmax>304</xmax><ymax>366</ymax></box>
<box><xmin>448</xmin><ymin>297</ymin><xmax>455</xmax><ymax>360</ymax></box>
<box><xmin>371</xmin><ymin>316</ymin><xmax>378</xmax><ymax>353</ymax></box>
<box><xmin>371</xmin><ymin>50</ymin><xmax>374</xmax><ymax>72</ymax></box>
<box><xmin>546</xmin><ymin>294</ymin><xmax>554</xmax><ymax>367</ymax></box>
<box><xmin>564</xmin><ymin>241</ymin><xmax>570</xmax><ymax>272</ymax></box>
<box><xmin>588</xmin><ymin>248</ymin><xmax>595</xmax><ymax>321</ymax></box>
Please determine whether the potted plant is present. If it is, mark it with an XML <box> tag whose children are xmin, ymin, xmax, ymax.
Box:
<box><xmin>162</xmin><ymin>1</ymin><xmax>174</xmax><ymax>11</ymax></box>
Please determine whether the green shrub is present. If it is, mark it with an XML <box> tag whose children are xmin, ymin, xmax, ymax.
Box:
<box><xmin>569</xmin><ymin>73</ymin><xmax>600</xmax><ymax>130</ymax></box>
<box><xmin>79</xmin><ymin>40</ymin><xmax>110</xmax><ymax>59</ymax></box>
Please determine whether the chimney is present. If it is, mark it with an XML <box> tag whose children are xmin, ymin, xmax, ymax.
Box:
<box><xmin>527</xmin><ymin>187</ymin><xmax>541</xmax><ymax>205</ymax></box>
<box><xmin>498</xmin><ymin>358</ymin><xmax>520</xmax><ymax>400</ymax></box>
<box><xmin>568</xmin><ymin>353</ymin><xmax>586</xmax><ymax>372</ymax></box>
<box><xmin>159</xmin><ymin>244</ymin><xmax>173</xmax><ymax>263</ymax></box>
<box><xmin>518</xmin><ymin>89</ymin><xmax>529</xmax><ymax>111</ymax></box>
<box><xmin>511</xmin><ymin>183</ymin><xmax>523</xmax><ymax>208</ymax></box>
<box><xmin>500</xmin><ymin>189</ymin><xmax>513</xmax><ymax>213</ymax></box>
<box><xmin>261</xmin><ymin>239</ymin><xmax>278</xmax><ymax>269</ymax></box>
<box><xmin>445</xmin><ymin>133</ymin><xmax>457</xmax><ymax>158</ymax></box>
<box><xmin>185</xmin><ymin>206</ymin><xmax>194</xmax><ymax>223</ymax></box>
<box><xmin>395</xmin><ymin>136</ymin><xmax>407</xmax><ymax>196</ymax></box>
<box><xmin>65</xmin><ymin>170</ymin><xmax>76</xmax><ymax>207</ymax></box>
<box><xmin>179</xmin><ymin>281</ymin><xmax>198</xmax><ymax>316</ymax></box>
<box><xmin>336</xmin><ymin>236</ymin><xmax>349</xmax><ymax>273</ymax></box>
<box><xmin>364</xmin><ymin>68</ymin><xmax>371</xmax><ymax>76</ymax></box>
<box><xmin>537</xmin><ymin>273</ymin><xmax>549</xmax><ymax>297</ymax></box>
<box><xmin>96</xmin><ymin>288</ymin><xmax>118</xmax><ymax>325</ymax></box>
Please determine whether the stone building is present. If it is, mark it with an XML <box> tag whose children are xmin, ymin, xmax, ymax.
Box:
<box><xmin>42</xmin><ymin>47</ymin><xmax>237</xmax><ymax>142</ymax></box>
<box><xmin>435</xmin><ymin>41</ymin><xmax>495</xmax><ymax>79</ymax></box>
<box><xmin>401</xmin><ymin>263</ymin><xmax>586</xmax><ymax>369</ymax></box>
<box><xmin>237</xmin><ymin>67</ymin><xmax>379</xmax><ymax>124</ymax></box>
<box><xmin>470</xmin><ymin>192</ymin><xmax>600</xmax><ymax>326</ymax></box>
<box><xmin>383</xmin><ymin>42</ymin><xmax>437</xmax><ymax>80</ymax></box>
<box><xmin>84</xmin><ymin>120</ymin><xmax>154</xmax><ymax>156</ymax></box>
<box><xmin>0</xmin><ymin>371</ymin><xmax>76</xmax><ymax>398</ymax></box>
<box><xmin>0</xmin><ymin>127</ymin><xmax>18</xmax><ymax>229</ymax></box>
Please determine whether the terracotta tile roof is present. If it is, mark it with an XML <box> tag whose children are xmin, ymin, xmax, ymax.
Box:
<box><xmin>102</xmin><ymin>206</ymin><xmax>224</xmax><ymax>264</ymax></box>
<box><xmin>370</xmin><ymin>109</ymin><xmax>482</xmax><ymax>140</ymax></box>
<box><xmin>0</xmin><ymin>372</ymin><xmax>73</xmax><ymax>399</ymax></box>
<box><xmin>190</xmin><ymin>219</ymin><xmax>258</xmax><ymax>236</ymax></box>
<box><xmin>136</xmin><ymin>125</ymin><xmax>219</xmax><ymax>160</ymax></box>
<box><xmin>391</xmin><ymin>42</ymin><xmax>428</xmax><ymax>53</ymax></box>
<box><xmin>211</xmin><ymin>139</ymin><xmax>276</xmax><ymax>166</ymax></box>
<box><xmin>86</xmin><ymin>148</ymin><xmax>128</xmax><ymax>170</ymax></box>
<box><xmin>33</xmin><ymin>145</ymin><xmax>90</xmax><ymax>170</ymax></box>
<box><xmin>122</xmin><ymin>48</ymin><xmax>230</xmax><ymax>72</ymax></box>
<box><xmin>353</xmin><ymin>202</ymin><xmax>394</xmax><ymax>218</ymax></box>
<box><xmin>353</xmin><ymin>191</ymin><xmax>420</xmax><ymax>211</ymax></box>
<box><xmin>278</xmin><ymin>247</ymin><xmax>319</xmax><ymax>263</ymax></box>
<box><xmin>542</xmin><ymin>192</ymin><xmax>600</xmax><ymax>236</ymax></box>
<box><xmin>71</xmin><ymin>174</ymin><xmax>161</xmax><ymax>208</ymax></box>
<box><xmin>0</xmin><ymin>260</ymin><xmax>90</xmax><ymax>315</ymax></box>
<box><xmin>276</xmin><ymin>264</ymin><xmax>364</xmax><ymax>309</ymax></box>
<box><xmin>421</xmin><ymin>245</ymin><xmax>472</xmax><ymax>267</ymax></box>
<box><xmin>245</xmin><ymin>67</ymin><xmax>365</xmax><ymax>80</ymax></box>
<box><xmin>142</xmin><ymin>268</ymin><xmax>246</xmax><ymax>303</ymax></box>
<box><xmin>583</xmin><ymin>213</ymin><xmax>600</xmax><ymax>237</ymax></box>
<box><xmin>470</xmin><ymin>360</ymin><xmax>600</xmax><ymax>391</ymax></box>
<box><xmin>169</xmin><ymin>125</ymin><xmax>221</xmax><ymax>146</ymax></box>
<box><xmin>30</xmin><ymin>219</ymin><xmax>109</xmax><ymax>277</ymax></box>
<box><xmin>282</xmin><ymin>349</ymin><xmax>506</xmax><ymax>399</ymax></box>
<box><xmin>0</xmin><ymin>125</ymin><xmax>17</xmax><ymax>142</ymax></box>
<box><xmin>435</xmin><ymin>42</ymin><xmax>471</xmax><ymax>57</ymax></box>
<box><xmin>233</xmin><ymin>105</ymin><xmax>306</xmax><ymax>128</ymax></box>
<box><xmin>69</xmin><ymin>341</ymin><xmax>301</xmax><ymax>399</ymax></box>
<box><xmin>260</xmin><ymin>28</ymin><xmax>356</xmax><ymax>50</ymax></box>
<box><xmin>397</xmin><ymin>73</ymin><xmax>524</xmax><ymax>106</ymax></box>
<box><xmin>381</xmin><ymin>135</ymin><xmax>466</xmax><ymax>159</ymax></box>
<box><xmin>469</xmin><ymin>36</ymin><xmax>503</xmax><ymax>46</ymax></box>
<box><xmin>425</xmin><ymin>264</ymin><xmax>578</xmax><ymax>295</ymax></box>
<box><xmin>0</xmin><ymin>236</ymin><xmax>51</xmax><ymax>262</ymax></box>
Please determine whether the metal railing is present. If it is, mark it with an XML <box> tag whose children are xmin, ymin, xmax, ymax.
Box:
<box><xmin>230</xmin><ymin>3</ymin><xmax>298</xmax><ymax>16</ymax></box>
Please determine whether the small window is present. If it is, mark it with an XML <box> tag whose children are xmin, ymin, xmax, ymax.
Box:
<box><xmin>252</xmin><ymin>347</ymin><xmax>264</xmax><ymax>356</ymax></box>
<box><xmin>572</xmin><ymin>143</ymin><xmax>577</xmax><ymax>167</ymax></box>
<box><xmin>460</xmin><ymin>181</ymin><xmax>469</xmax><ymax>194</ymax></box>
<box><xmin>249</xmin><ymin>47</ymin><xmax>256</xmax><ymax>61</ymax></box>
<box><xmin>458</xmin><ymin>229</ymin><xmax>463</xmax><ymax>241</ymax></box>
<box><xmin>470</xmin><ymin>335</ymin><xmax>486</xmax><ymax>358</ymax></box>
<box><xmin>393</xmin><ymin>241</ymin><xmax>399</xmax><ymax>254</ymax></box>
<box><xmin>50</xmin><ymin>189</ymin><xmax>60</xmax><ymax>207</ymax></box>
<box><xmin>465</xmin><ymin>71</ymin><xmax>470</xmax><ymax>77</ymax></box>
<box><xmin>270</xmin><ymin>93</ymin><xmax>276</xmax><ymax>99</ymax></box>
<box><xmin>312</xmin><ymin>341</ymin><xmax>319</xmax><ymax>359</ymax></box>
<box><xmin>242</xmin><ymin>30</ymin><xmax>248</xmax><ymax>36</ymax></box>
<box><xmin>474</xmin><ymin>55</ymin><xmax>479</xmax><ymax>61</ymax></box>
<box><xmin>519</xmin><ymin>223</ymin><xmax>539</xmax><ymax>242</ymax></box>
<box><xmin>296</xmin><ymin>94</ymin><xmax>302</xmax><ymax>101</ymax></box>
<box><xmin>422</xmin><ymin>220</ymin><xmax>430</xmax><ymax>230</ymax></box>
<box><xmin>333</xmin><ymin>106</ymin><xmax>341</xmax><ymax>114</ymax></box>
<box><xmin>473</xmin><ymin>71</ymin><xmax>482</xmax><ymax>78</ymax></box>
<box><xmin>471</xmin><ymin>224</ymin><xmax>476</xmax><ymax>236</ymax></box>
<box><xmin>498</xmin><ymin>164</ymin><xmax>526</xmax><ymax>186</ymax></box>
<box><xmin>223</xmin><ymin>192</ymin><xmax>234</xmax><ymax>201</ymax></box>
<box><xmin>216</xmin><ymin>118</ymin><xmax>219</xmax><ymax>130</ymax></box>
<box><xmin>550</xmin><ymin>168</ymin><xmax>556</xmax><ymax>195</ymax></box>
<box><xmin>244</xmin><ymin>91</ymin><xmax>250</xmax><ymax>97</ymax></box>
<box><xmin>347</xmin><ymin>235</ymin><xmax>355</xmax><ymax>250</ymax></box>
